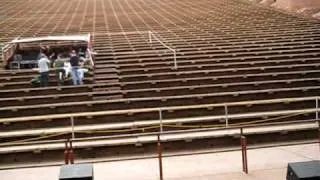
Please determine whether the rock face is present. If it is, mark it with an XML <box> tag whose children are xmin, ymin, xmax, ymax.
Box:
<box><xmin>249</xmin><ymin>0</ymin><xmax>320</xmax><ymax>20</ymax></box>
<box><xmin>260</xmin><ymin>0</ymin><xmax>275</xmax><ymax>6</ymax></box>
<box><xmin>313</xmin><ymin>12</ymin><xmax>320</xmax><ymax>18</ymax></box>
<box><xmin>273</xmin><ymin>0</ymin><xmax>320</xmax><ymax>20</ymax></box>
<box><xmin>275</xmin><ymin>0</ymin><xmax>320</xmax><ymax>11</ymax></box>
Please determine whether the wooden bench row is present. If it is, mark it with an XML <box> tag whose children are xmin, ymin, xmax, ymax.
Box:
<box><xmin>0</xmin><ymin>67</ymin><xmax>317</xmax><ymax>99</ymax></box>
<box><xmin>0</xmin><ymin>76</ymin><xmax>317</xmax><ymax>107</ymax></box>
<box><xmin>0</xmin><ymin>85</ymin><xmax>318</xmax><ymax>119</ymax></box>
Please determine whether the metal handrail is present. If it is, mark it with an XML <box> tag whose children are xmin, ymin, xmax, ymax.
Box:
<box><xmin>0</xmin><ymin>96</ymin><xmax>318</xmax><ymax>146</ymax></box>
<box><xmin>0</xmin><ymin>118</ymin><xmax>318</xmax><ymax>148</ymax></box>
<box><xmin>148</xmin><ymin>31</ymin><xmax>177</xmax><ymax>69</ymax></box>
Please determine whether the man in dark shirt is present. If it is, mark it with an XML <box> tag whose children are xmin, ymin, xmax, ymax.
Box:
<box><xmin>70</xmin><ymin>50</ymin><xmax>83</xmax><ymax>85</ymax></box>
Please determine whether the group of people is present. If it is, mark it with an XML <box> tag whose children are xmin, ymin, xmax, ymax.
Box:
<box><xmin>38</xmin><ymin>49</ymin><xmax>88</xmax><ymax>87</ymax></box>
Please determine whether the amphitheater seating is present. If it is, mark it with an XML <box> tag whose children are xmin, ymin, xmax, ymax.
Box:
<box><xmin>0</xmin><ymin>0</ymin><xmax>320</xmax><ymax>166</ymax></box>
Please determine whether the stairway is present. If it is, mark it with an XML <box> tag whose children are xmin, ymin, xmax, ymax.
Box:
<box><xmin>92</xmin><ymin>36</ymin><xmax>123</xmax><ymax>100</ymax></box>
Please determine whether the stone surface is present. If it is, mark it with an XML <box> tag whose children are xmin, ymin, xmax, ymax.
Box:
<box><xmin>0</xmin><ymin>144</ymin><xmax>319</xmax><ymax>180</ymax></box>
<box><xmin>275</xmin><ymin>0</ymin><xmax>320</xmax><ymax>11</ymax></box>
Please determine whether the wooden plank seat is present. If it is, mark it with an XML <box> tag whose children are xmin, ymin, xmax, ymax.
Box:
<box><xmin>0</xmin><ymin>72</ymin><xmax>94</xmax><ymax>83</ymax></box>
<box><xmin>0</xmin><ymin>85</ymin><xmax>318</xmax><ymax>118</ymax></box>
<box><xmin>101</xmin><ymin>28</ymin><xmax>320</xmax><ymax>43</ymax></box>
<box><xmin>97</xmin><ymin>34</ymin><xmax>320</xmax><ymax>52</ymax></box>
<box><xmin>98</xmin><ymin>69</ymin><xmax>320</xmax><ymax>89</ymax></box>
<box><xmin>95</xmin><ymin>38</ymin><xmax>320</xmax><ymax>56</ymax></box>
<box><xmin>0</xmin><ymin>67</ymin><xmax>94</xmax><ymax>78</ymax></box>
<box><xmin>0</xmin><ymin>78</ymin><xmax>94</xmax><ymax>90</ymax></box>
<box><xmin>95</xmin><ymin>57</ymin><xmax>320</xmax><ymax>76</ymax></box>
<box><xmin>0</xmin><ymin>76</ymin><xmax>317</xmax><ymax>107</ymax></box>
<box><xmin>96</xmin><ymin>46</ymin><xmax>320</xmax><ymax>61</ymax></box>
<box><xmin>115</xmin><ymin>63</ymin><xmax>320</xmax><ymax>82</ymax></box>
<box><xmin>130</xmin><ymin>29</ymin><xmax>320</xmax><ymax>41</ymax></box>
<box><xmin>95</xmin><ymin>37</ymin><xmax>320</xmax><ymax>54</ymax></box>
<box><xmin>120</xmin><ymin>77</ymin><xmax>320</xmax><ymax>98</ymax></box>
<box><xmin>0</xmin><ymin>89</ymin><xmax>122</xmax><ymax>107</ymax></box>
<box><xmin>94</xmin><ymin>52</ymin><xmax>320</xmax><ymax>67</ymax></box>
<box><xmin>95</xmin><ymin>51</ymin><xmax>320</xmax><ymax>67</ymax></box>
<box><xmin>96</xmin><ymin>27</ymin><xmax>320</xmax><ymax>43</ymax></box>
<box><xmin>94</xmin><ymin>42</ymin><xmax>320</xmax><ymax>56</ymax></box>
<box><xmin>109</xmin><ymin>44</ymin><xmax>320</xmax><ymax>56</ymax></box>
<box><xmin>97</xmin><ymin>50</ymin><xmax>315</xmax><ymax>68</ymax></box>
<box><xmin>0</xmin><ymin>85</ymin><xmax>93</xmax><ymax>98</ymax></box>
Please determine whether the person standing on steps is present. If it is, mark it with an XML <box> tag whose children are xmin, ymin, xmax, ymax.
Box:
<box><xmin>38</xmin><ymin>54</ymin><xmax>50</xmax><ymax>87</ymax></box>
<box><xmin>70</xmin><ymin>50</ymin><xmax>83</xmax><ymax>85</ymax></box>
<box><xmin>53</xmin><ymin>54</ymin><xmax>66</xmax><ymax>86</ymax></box>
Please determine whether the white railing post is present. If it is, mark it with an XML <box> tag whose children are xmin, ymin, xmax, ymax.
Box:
<box><xmin>159</xmin><ymin>109</ymin><xmax>163</xmax><ymax>133</ymax></box>
<box><xmin>316</xmin><ymin>97</ymin><xmax>318</xmax><ymax>120</ymax></box>
<box><xmin>70</xmin><ymin>117</ymin><xmax>75</xmax><ymax>139</ymax></box>
<box><xmin>173</xmin><ymin>50</ymin><xmax>177</xmax><ymax>69</ymax></box>
<box><xmin>316</xmin><ymin>97</ymin><xmax>319</xmax><ymax>127</ymax></box>
<box><xmin>149</xmin><ymin>31</ymin><xmax>152</xmax><ymax>43</ymax></box>
<box><xmin>148</xmin><ymin>31</ymin><xmax>178</xmax><ymax>69</ymax></box>
<box><xmin>225</xmin><ymin>104</ymin><xmax>229</xmax><ymax>127</ymax></box>
<box><xmin>0</xmin><ymin>43</ymin><xmax>4</xmax><ymax>66</ymax></box>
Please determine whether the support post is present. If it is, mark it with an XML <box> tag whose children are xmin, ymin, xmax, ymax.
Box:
<box><xmin>64</xmin><ymin>141</ymin><xmax>69</xmax><ymax>164</ymax></box>
<box><xmin>70</xmin><ymin>117</ymin><xmax>75</xmax><ymax>139</ymax></box>
<box><xmin>225</xmin><ymin>104</ymin><xmax>229</xmax><ymax>127</ymax></box>
<box><xmin>241</xmin><ymin>135</ymin><xmax>248</xmax><ymax>174</ymax></box>
<box><xmin>157</xmin><ymin>135</ymin><xmax>164</xmax><ymax>180</ymax></box>
<box><xmin>318</xmin><ymin>119</ymin><xmax>320</xmax><ymax>152</ymax></box>
<box><xmin>149</xmin><ymin>31</ymin><xmax>152</xmax><ymax>43</ymax></box>
<box><xmin>316</xmin><ymin>97</ymin><xmax>320</xmax><ymax>151</ymax></box>
<box><xmin>159</xmin><ymin>109</ymin><xmax>163</xmax><ymax>133</ymax></box>
<box><xmin>316</xmin><ymin>97</ymin><xmax>318</xmax><ymax>121</ymax></box>
<box><xmin>173</xmin><ymin>50</ymin><xmax>177</xmax><ymax>69</ymax></box>
<box><xmin>69</xmin><ymin>140</ymin><xmax>74</xmax><ymax>164</ymax></box>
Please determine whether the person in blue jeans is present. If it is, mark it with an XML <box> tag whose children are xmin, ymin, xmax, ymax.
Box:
<box><xmin>69</xmin><ymin>50</ymin><xmax>83</xmax><ymax>85</ymax></box>
<box><xmin>38</xmin><ymin>54</ymin><xmax>51</xmax><ymax>87</ymax></box>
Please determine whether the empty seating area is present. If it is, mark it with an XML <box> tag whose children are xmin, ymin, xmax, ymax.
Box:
<box><xmin>0</xmin><ymin>0</ymin><xmax>320</xmax><ymax>166</ymax></box>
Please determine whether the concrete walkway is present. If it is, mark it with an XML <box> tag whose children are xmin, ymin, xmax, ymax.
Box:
<box><xmin>0</xmin><ymin>143</ymin><xmax>319</xmax><ymax>180</ymax></box>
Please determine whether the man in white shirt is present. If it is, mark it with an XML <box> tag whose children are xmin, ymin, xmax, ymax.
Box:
<box><xmin>38</xmin><ymin>54</ymin><xmax>50</xmax><ymax>87</ymax></box>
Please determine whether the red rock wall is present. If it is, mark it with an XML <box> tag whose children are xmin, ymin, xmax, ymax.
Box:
<box><xmin>275</xmin><ymin>0</ymin><xmax>320</xmax><ymax>10</ymax></box>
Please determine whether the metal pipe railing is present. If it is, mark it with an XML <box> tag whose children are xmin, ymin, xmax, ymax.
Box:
<box><xmin>1</xmin><ymin>118</ymin><xmax>318</xmax><ymax>148</ymax></box>
<box><xmin>149</xmin><ymin>31</ymin><xmax>177</xmax><ymax>69</ymax></box>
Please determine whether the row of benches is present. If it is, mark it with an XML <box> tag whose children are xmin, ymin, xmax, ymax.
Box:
<box><xmin>0</xmin><ymin>96</ymin><xmax>317</xmax><ymax>145</ymax></box>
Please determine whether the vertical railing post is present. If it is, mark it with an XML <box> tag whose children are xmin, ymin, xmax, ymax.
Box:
<box><xmin>318</xmin><ymin>119</ymin><xmax>320</xmax><ymax>152</ymax></box>
<box><xmin>64</xmin><ymin>141</ymin><xmax>69</xmax><ymax>164</ymax></box>
<box><xmin>173</xmin><ymin>50</ymin><xmax>177</xmax><ymax>69</ymax></box>
<box><xmin>70</xmin><ymin>117</ymin><xmax>75</xmax><ymax>139</ymax></box>
<box><xmin>316</xmin><ymin>97</ymin><xmax>318</xmax><ymax>121</ymax></box>
<box><xmin>69</xmin><ymin>140</ymin><xmax>74</xmax><ymax>164</ymax></box>
<box><xmin>241</xmin><ymin>135</ymin><xmax>248</xmax><ymax>174</ymax></box>
<box><xmin>225</xmin><ymin>104</ymin><xmax>229</xmax><ymax>127</ymax></box>
<box><xmin>159</xmin><ymin>109</ymin><xmax>163</xmax><ymax>133</ymax></box>
<box><xmin>316</xmin><ymin>97</ymin><xmax>320</xmax><ymax>151</ymax></box>
<box><xmin>1</xmin><ymin>44</ymin><xmax>4</xmax><ymax>67</ymax></box>
<box><xmin>149</xmin><ymin>31</ymin><xmax>152</xmax><ymax>43</ymax></box>
<box><xmin>157</xmin><ymin>135</ymin><xmax>164</xmax><ymax>180</ymax></box>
